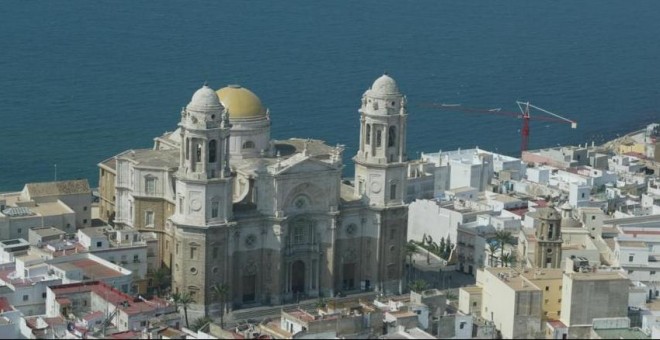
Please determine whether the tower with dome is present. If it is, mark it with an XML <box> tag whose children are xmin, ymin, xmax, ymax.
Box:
<box><xmin>99</xmin><ymin>75</ymin><xmax>411</xmax><ymax>319</ymax></box>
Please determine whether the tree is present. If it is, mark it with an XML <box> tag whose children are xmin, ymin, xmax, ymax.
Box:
<box><xmin>211</xmin><ymin>283</ymin><xmax>229</xmax><ymax>328</ymax></box>
<box><xmin>173</xmin><ymin>292</ymin><xmax>194</xmax><ymax>328</ymax></box>
<box><xmin>190</xmin><ymin>316</ymin><xmax>212</xmax><ymax>332</ymax></box>
<box><xmin>409</xmin><ymin>279</ymin><xmax>428</xmax><ymax>293</ymax></box>
<box><xmin>486</xmin><ymin>240</ymin><xmax>500</xmax><ymax>267</ymax></box>
<box><xmin>501</xmin><ymin>253</ymin><xmax>513</xmax><ymax>267</ymax></box>
<box><xmin>151</xmin><ymin>268</ymin><xmax>170</xmax><ymax>297</ymax></box>
<box><xmin>404</xmin><ymin>241</ymin><xmax>418</xmax><ymax>282</ymax></box>
<box><xmin>495</xmin><ymin>230</ymin><xmax>515</xmax><ymax>266</ymax></box>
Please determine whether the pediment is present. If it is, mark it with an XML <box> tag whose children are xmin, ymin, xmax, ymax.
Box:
<box><xmin>272</xmin><ymin>156</ymin><xmax>337</xmax><ymax>175</ymax></box>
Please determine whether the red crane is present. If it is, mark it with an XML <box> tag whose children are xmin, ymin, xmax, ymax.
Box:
<box><xmin>423</xmin><ymin>101</ymin><xmax>577</xmax><ymax>154</ymax></box>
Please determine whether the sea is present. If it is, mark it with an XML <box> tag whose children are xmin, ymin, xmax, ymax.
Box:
<box><xmin>1</xmin><ymin>0</ymin><xmax>659</xmax><ymax>192</ymax></box>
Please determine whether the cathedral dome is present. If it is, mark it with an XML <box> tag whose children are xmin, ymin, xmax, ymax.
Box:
<box><xmin>370</xmin><ymin>74</ymin><xmax>400</xmax><ymax>96</ymax></box>
<box><xmin>188</xmin><ymin>84</ymin><xmax>223</xmax><ymax>111</ymax></box>
<box><xmin>217</xmin><ymin>85</ymin><xmax>267</xmax><ymax>119</ymax></box>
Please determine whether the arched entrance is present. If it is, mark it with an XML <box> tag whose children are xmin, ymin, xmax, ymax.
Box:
<box><xmin>291</xmin><ymin>261</ymin><xmax>305</xmax><ymax>293</ymax></box>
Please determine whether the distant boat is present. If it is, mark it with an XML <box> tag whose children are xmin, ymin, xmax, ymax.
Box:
<box><xmin>489</xmin><ymin>108</ymin><xmax>501</xmax><ymax>112</ymax></box>
<box><xmin>441</xmin><ymin>103</ymin><xmax>461</xmax><ymax>107</ymax></box>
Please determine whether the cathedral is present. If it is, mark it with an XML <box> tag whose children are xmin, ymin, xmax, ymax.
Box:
<box><xmin>99</xmin><ymin>74</ymin><xmax>410</xmax><ymax>317</ymax></box>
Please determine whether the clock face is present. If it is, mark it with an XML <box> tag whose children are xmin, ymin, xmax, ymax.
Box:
<box><xmin>370</xmin><ymin>181</ymin><xmax>382</xmax><ymax>194</ymax></box>
<box><xmin>190</xmin><ymin>198</ymin><xmax>202</xmax><ymax>211</ymax></box>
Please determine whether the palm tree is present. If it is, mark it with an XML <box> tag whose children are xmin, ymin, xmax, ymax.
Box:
<box><xmin>211</xmin><ymin>283</ymin><xmax>229</xmax><ymax>328</ymax></box>
<box><xmin>409</xmin><ymin>279</ymin><xmax>428</xmax><ymax>293</ymax></box>
<box><xmin>173</xmin><ymin>292</ymin><xmax>194</xmax><ymax>328</ymax></box>
<box><xmin>486</xmin><ymin>240</ymin><xmax>500</xmax><ymax>267</ymax></box>
<box><xmin>495</xmin><ymin>230</ymin><xmax>515</xmax><ymax>266</ymax></box>
<box><xmin>190</xmin><ymin>316</ymin><xmax>212</xmax><ymax>332</ymax></box>
<box><xmin>501</xmin><ymin>253</ymin><xmax>513</xmax><ymax>267</ymax></box>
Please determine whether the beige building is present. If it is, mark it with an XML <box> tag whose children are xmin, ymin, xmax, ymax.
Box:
<box><xmin>559</xmin><ymin>269</ymin><xmax>629</xmax><ymax>338</ymax></box>
<box><xmin>102</xmin><ymin>75</ymin><xmax>411</xmax><ymax>318</ymax></box>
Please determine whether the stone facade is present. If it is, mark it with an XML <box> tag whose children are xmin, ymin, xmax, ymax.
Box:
<box><xmin>104</xmin><ymin>75</ymin><xmax>411</xmax><ymax>318</ymax></box>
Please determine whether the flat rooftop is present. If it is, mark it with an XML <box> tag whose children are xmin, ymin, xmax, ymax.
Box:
<box><xmin>567</xmin><ymin>271</ymin><xmax>628</xmax><ymax>281</ymax></box>
<box><xmin>52</xmin><ymin>258</ymin><xmax>124</xmax><ymax>280</ymax></box>
<box><xmin>617</xmin><ymin>240</ymin><xmax>648</xmax><ymax>248</ymax></box>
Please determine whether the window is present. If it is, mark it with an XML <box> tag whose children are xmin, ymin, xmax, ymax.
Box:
<box><xmin>133</xmin><ymin>254</ymin><xmax>139</xmax><ymax>263</ymax></box>
<box><xmin>545</xmin><ymin>286</ymin><xmax>549</xmax><ymax>291</ymax></box>
<box><xmin>651</xmin><ymin>271</ymin><xmax>656</xmax><ymax>275</ymax></box>
<box><xmin>145</xmin><ymin>177</ymin><xmax>156</xmax><ymax>194</ymax></box>
<box><xmin>629</xmin><ymin>254</ymin><xmax>634</xmax><ymax>262</ymax></box>
<box><xmin>83</xmin><ymin>206</ymin><xmax>87</xmax><ymax>211</ymax></box>
<box><xmin>190</xmin><ymin>247</ymin><xmax>197</xmax><ymax>259</ymax></box>
<box><xmin>186</xmin><ymin>139</ymin><xmax>190</xmax><ymax>160</ymax></box>
<box><xmin>472</xmin><ymin>302</ymin><xmax>477</xmax><ymax>307</ymax></box>
<box><xmin>388</xmin><ymin>126</ymin><xmax>396</xmax><ymax>147</ymax></box>
<box><xmin>211</xmin><ymin>201</ymin><xmax>219</xmax><ymax>218</ymax></box>
<box><xmin>42</xmin><ymin>292</ymin><xmax>47</xmax><ymax>299</ymax></box>
<box><xmin>293</xmin><ymin>226</ymin><xmax>305</xmax><ymax>244</ymax></box>
<box><xmin>209</xmin><ymin>140</ymin><xmax>217</xmax><ymax>163</ymax></box>
<box><xmin>179</xmin><ymin>197</ymin><xmax>184</xmax><ymax>214</ymax></box>
<box><xmin>390</xmin><ymin>183</ymin><xmax>397</xmax><ymax>200</ymax></box>
<box><xmin>544</xmin><ymin>299</ymin><xmax>549</xmax><ymax>304</ymax></box>
<box><xmin>358</xmin><ymin>179</ymin><xmax>365</xmax><ymax>195</ymax></box>
<box><xmin>558</xmin><ymin>298</ymin><xmax>562</xmax><ymax>303</ymax></box>
<box><xmin>145</xmin><ymin>211</ymin><xmax>154</xmax><ymax>227</ymax></box>
<box><xmin>628</xmin><ymin>270</ymin><xmax>634</xmax><ymax>274</ymax></box>
<box><xmin>196</xmin><ymin>144</ymin><xmax>202</xmax><ymax>162</ymax></box>
<box><xmin>592</xmin><ymin>215</ymin><xmax>596</xmax><ymax>220</ymax></box>
<box><xmin>242</xmin><ymin>141</ymin><xmax>255</xmax><ymax>149</ymax></box>
<box><xmin>581</xmin><ymin>193</ymin><xmax>585</xmax><ymax>198</ymax></box>
<box><xmin>96</xmin><ymin>241</ymin><xmax>102</xmax><ymax>248</ymax></box>
<box><xmin>176</xmin><ymin>242</ymin><xmax>179</xmax><ymax>254</ymax></box>
<box><xmin>23</xmin><ymin>295</ymin><xmax>28</xmax><ymax>301</ymax></box>
<box><xmin>83</xmin><ymin>219</ymin><xmax>87</xmax><ymax>224</ymax></box>
<box><xmin>460</xmin><ymin>322</ymin><xmax>466</xmax><ymax>330</ymax></box>
<box><xmin>365</xmin><ymin>125</ymin><xmax>371</xmax><ymax>144</ymax></box>
<box><xmin>376</xmin><ymin>129</ymin><xmax>382</xmax><ymax>147</ymax></box>
<box><xmin>17</xmin><ymin>228</ymin><xmax>21</xmax><ymax>234</ymax></box>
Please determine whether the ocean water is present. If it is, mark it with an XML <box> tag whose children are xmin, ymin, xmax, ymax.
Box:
<box><xmin>1</xmin><ymin>0</ymin><xmax>659</xmax><ymax>191</ymax></box>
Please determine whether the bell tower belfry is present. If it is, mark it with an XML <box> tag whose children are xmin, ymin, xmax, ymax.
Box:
<box><xmin>532</xmin><ymin>206</ymin><xmax>563</xmax><ymax>268</ymax></box>
<box><xmin>173</xmin><ymin>84</ymin><xmax>234</xmax><ymax>226</ymax></box>
<box><xmin>353</xmin><ymin>74</ymin><xmax>408</xmax><ymax>207</ymax></box>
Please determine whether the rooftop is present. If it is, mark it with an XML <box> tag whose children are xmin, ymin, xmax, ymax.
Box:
<box><xmin>592</xmin><ymin>328</ymin><xmax>649</xmax><ymax>339</ymax></box>
<box><xmin>567</xmin><ymin>271</ymin><xmax>628</xmax><ymax>281</ymax></box>
<box><xmin>618</xmin><ymin>240</ymin><xmax>648</xmax><ymax>248</ymax></box>
<box><xmin>50</xmin><ymin>281</ymin><xmax>172</xmax><ymax>316</ymax></box>
<box><xmin>51</xmin><ymin>258</ymin><xmax>125</xmax><ymax>280</ymax></box>
<box><xmin>25</xmin><ymin>179</ymin><xmax>90</xmax><ymax>198</ymax></box>
<box><xmin>117</xmin><ymin>149</ymin><xmax>179</xmax><ymax>169</ymax></box>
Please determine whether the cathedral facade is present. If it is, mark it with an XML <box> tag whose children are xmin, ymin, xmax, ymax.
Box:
<box><xmin>101</xmin><ymin>75</ymin><xmax>411</xmax><ymax>317</ymax></box>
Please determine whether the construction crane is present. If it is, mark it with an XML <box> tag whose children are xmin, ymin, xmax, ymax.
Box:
<box><xmin>423</xmin><ymin>101</ymin><xmax>577</xmax><ymax>154</ymax></box>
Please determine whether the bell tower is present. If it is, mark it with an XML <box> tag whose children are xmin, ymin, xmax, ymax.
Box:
<box><xmin>532</xmin><ymin>206</ymin><xmax>563</xmax><ymax>268</ymax></box>
<box><xmin>353</xmin><ymin>74</ymin><xmax>408</xmax><ymax>207</ymax></box>
<box><xmin>173</xmin><ymin>84</ymin><xmax>234</xmax><ymax>226</ymax></box>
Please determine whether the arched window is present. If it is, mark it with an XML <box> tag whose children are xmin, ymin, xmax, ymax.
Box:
<box><xmin>388</xmin><ymin>126</ymin><xmax>396</xmax><ymax>147</ymax></box>
<box><xmin>376</xmin><ymin>129</ymin><xmax>382</xmax><ymax>147</ymax></box>
<box><xmin>185</xmin><ymin>139</ymin><xmax>190</xmax><ymax>160</ymax></box>
<box><xmin>195</xmin><ymin>144</ymin><xmax>202</xmax><ymax>162</ymax></box>
<box><xmin>365</xmin><ymin>125</ymin><xmax>371</xmax><ymax>145</ymax></box>
<box><xmin>208</xmin><ymin>140</ymin><xmax>217</xmax><ymax>163</ymax></box>
<box><xmin>242</xmin><ymin>141</ymin><xmax>255</xmax><ymax>149</ymax></box>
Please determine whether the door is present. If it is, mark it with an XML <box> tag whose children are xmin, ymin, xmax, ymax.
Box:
<box><xmin>291</xmin><ymin>261</ymin><xmax>305</xmax><ymax>293</ymax></box>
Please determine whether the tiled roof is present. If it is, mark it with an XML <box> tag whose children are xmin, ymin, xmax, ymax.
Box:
<box><xmin>25</xmin><ymin>179</ymin><xmax>90</xmax><ymax>197</ymax></box>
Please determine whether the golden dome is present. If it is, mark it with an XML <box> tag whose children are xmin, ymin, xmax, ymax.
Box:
<box><xmin>216</xmin><ymin>85</ymin><xmax>267</xmax><ymax>119</ymax></box>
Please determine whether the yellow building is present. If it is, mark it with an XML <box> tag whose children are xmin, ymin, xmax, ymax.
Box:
<box><xmin>520</xmin><ymin>268</ymin><xmax>563</xmax><ymax>321</ymax></box>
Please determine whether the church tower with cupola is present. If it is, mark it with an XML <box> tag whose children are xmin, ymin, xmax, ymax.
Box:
<box><xmin>169</xmin><ymin>84</ymin><xmax>234</xmax><ymax>317</ymax></box>
<box><xmin>352</xmin><ymin>74</ymin><xmax>409</xmax><ymax>295</ymax></box>
<box><xmin>531</xmin><ymin>206</ymin><xmax>563</xmax><ymax>268</ymax></box>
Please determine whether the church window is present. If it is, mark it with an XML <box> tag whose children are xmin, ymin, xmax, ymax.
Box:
<box><xmin>196</xmin><ymin>144</ymin><xmax>202</xmax><ymax>162</ymax></box>
<box><xmin>376</xmin><ymin>129</ymin><xmax>382</xmax><ymax>147</ymax></box>
<box><xmin>145</xmin><ymin>211</ymin><xmax>154</xmax><ymax>227</ymax></box>
<box><xmin>211</xmin><ymin>200</ymin><xmax>219</xmax><ymax>218</ymax></box>
<box><xmin>365</xmin><ymin>125</ymin><xmax>371</xmax><ymax>145</ymax></box>
<box><xmin>190</xmin><ymin>267</ymin><xmax>198</xmax><ymax>275</ymax></box>
<box><xmin>179</xmin><ymin>197</ymin><xmax>184</xmax><ymax>214</ymax></box>
<box><xmin>176</xmin><ymin>242</ymin><xmax>180</xmax><ymax>254</ymax></box>
<box><xmin>388</xmin><ymin>126</ymin><xmax>396</xmax><ymax>147</ymax></box>
<box><xmin>245</xmin><ymin>234</ymin><xmax>257</xmax><ymax>248</ymax></box>
<box><xmin>190</xmin><ymin>247</ymin><xmax>197</xmax><ymax>259</ymax></box>
<box><xmin>242</xmin><ymin>141</ymin><xmax>255</xmax><ymax>149</ymax></box>
<box><xmin>390</xmin><ymin>183</ymin><xmax>397</xmax><ymax>200</ymax></box>
<box><xmin>293</xmin><ymin>226</ymin><xmax>305</xmax><ymax>244</ymax></box>
<box><xmin>209</xmin><ymin>140</ymin><xmax>217</xmax><ymax>163</ymax></box>
<box><xmin>186</xmin><ymin>139</ymin><xmax>190</xmax><ymax>160</ymax></box>
<box><xmin>547</xmin><ymin>228</ymin><xmax>553</xmax><ymax>239</ymax></box>
<box><xmin>145</xmin><ymin>177</ymin><xmax>156</xmax><ymax>195</ymax></box>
